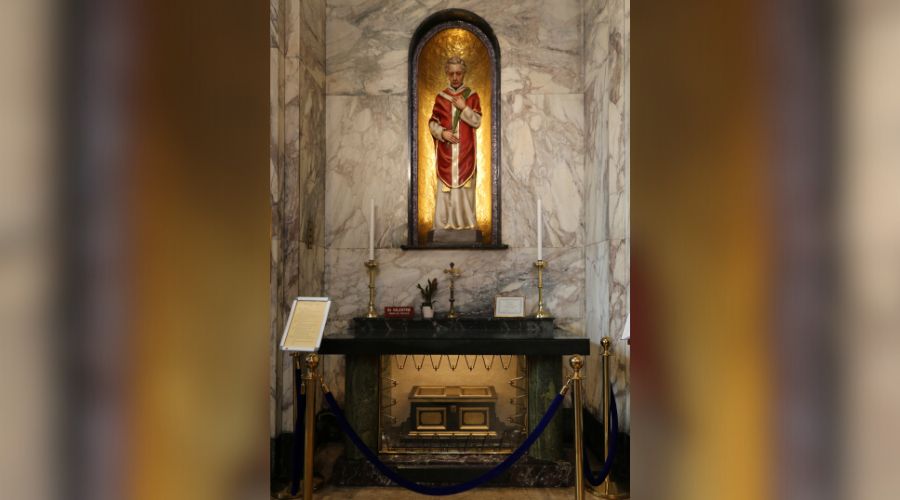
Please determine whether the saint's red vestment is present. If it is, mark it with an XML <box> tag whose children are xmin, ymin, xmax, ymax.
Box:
<box><xmin>429</xmin><ymin>87</ymin><xmax>482</xmax><ymax>188</ymax></box>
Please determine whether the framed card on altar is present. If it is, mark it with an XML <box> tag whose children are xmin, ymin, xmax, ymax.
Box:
<box><xmin>405</xmin><ymin>9</ymin><xmax>507</xmax><ymax>250</ymax></box>
<box><xmin>279</xmin><ymin>297</ymin><xmax>331</xmax><ymax>352</ymax></box>
<box><xmin>494</xmin><ymin>296</ymin><xmax>525</xmax><ymax>318</ymax></box>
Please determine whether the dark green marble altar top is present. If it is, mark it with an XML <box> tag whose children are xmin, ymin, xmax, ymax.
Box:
<box><xmin>318</xmin><ymin>317</ymin><xmax>589</xmax><ymax>355</ymax></box>
<box><xmin>351</xmin><ymin>317</ymin><xmax>555</xmax><ymax>338</ymax></box>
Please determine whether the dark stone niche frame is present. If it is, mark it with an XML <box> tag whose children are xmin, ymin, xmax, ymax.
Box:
<box><xmin>404</xmin><ymin>9</ymin><xmax>507</xmax><ymax>250</ymax></box>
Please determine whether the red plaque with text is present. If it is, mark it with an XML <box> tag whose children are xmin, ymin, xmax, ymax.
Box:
<box><xmin>384</xmin><ymin>306</ymin><xmax>415</xmax><ymax>319</ymax></box>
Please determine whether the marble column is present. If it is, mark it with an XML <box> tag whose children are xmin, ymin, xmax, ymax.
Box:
<box><xmin>583</xmin><ymin>0</ymin><xmax>630</xmax><ymax>431</ymax></box>
<box><xmin>343</xmin><ymin>354</ymin><xmax>380</xmax><ymax>460</ymax></box>
<box><xmin>527</xmin><ymin>355</ymin><xmax>564</xmax><ymax>461</ymax></box>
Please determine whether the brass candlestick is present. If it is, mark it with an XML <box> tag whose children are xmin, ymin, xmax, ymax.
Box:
<box><xmin>444</xmin><ymin>262</ymin><xmax>462</xmax><ymax>319</ymax></box>
<box><xmin>534</xmin><ymin>260</ymin><xmax>552</xmax><ymax>318</ymax></box>
<box><xmin>365</xmin><ymin>259</ymin><xmax>378</xmax><ymax>318</ymax></box>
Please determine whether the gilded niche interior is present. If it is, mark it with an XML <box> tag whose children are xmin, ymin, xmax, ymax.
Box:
<box><xmin>416</xmin><ymin>27</ymin><xmax>493</xmax><ymax>244</ymax></box>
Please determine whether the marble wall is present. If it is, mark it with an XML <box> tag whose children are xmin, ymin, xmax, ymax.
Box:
<box><xmin>319</xmin><ymin>0</ymin><xmax>590</xmax><ymax>417</ymax></box>
<box><xmin>583</xmin><ymin>0</ymin><xmax>630</xmax><ymax>430</ymax></box>
<box><xmin>271</xmin><ymin>0</ymin><xmax>326</xmax><ymax>436</ymax></box>
<box><xmin>323</xmin><ymin>0</ymin><xmax>586</xmax><ymax>327</ymax></box>
<box><xmin>271</xmin><ymin>0</ymin><xmax>630</xmax><ymax>435</ymax></box>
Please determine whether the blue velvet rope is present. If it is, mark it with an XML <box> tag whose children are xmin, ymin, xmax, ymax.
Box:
<box><xmin>324</xmin><ymin>390</ymin><xmax>565</xmax><ymax>496</ymax></box>
<box><xmin>289</xmin><ymin>367</ymin><xmax>306</xmax><ymax>496</ymax></box>
<box><xmin>580</xmin><ymin>384</ymin><xmax>619</xmax><ymax>486</ymax></box>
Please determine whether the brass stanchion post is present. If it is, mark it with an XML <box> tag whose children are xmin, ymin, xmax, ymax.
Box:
<box><xmin>570</xmin><ymin>355</ymin><xmax>585</xmax><ymax>500</ymax></box>
<box><xmin>303</xmin><ymin>353</ymin><xmax>319</xmax><ymax>500</ymax></box>
<box><xmin>590</xmin><ymin>337</ymin><xmax>628</xmax><ymax>499</ymax></box>
<box><xmin>292</xmin><ymin>353</ymin><xmax>303</xmax><ymax>428</ymax></box>
<box><xmin>275</xmin><ymin>354</ymin><xmax>305</xmax><ymax>500</ymax></box>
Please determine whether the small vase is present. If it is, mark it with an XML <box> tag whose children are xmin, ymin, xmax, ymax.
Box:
<box><xmin>422</xmin><ymin>305</ymin><xmax>434</xmax><ymax>319</ymax></box>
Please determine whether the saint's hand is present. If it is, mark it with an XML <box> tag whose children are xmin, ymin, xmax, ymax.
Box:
<box><xmin>452</xmin><ymin>95</ymin><xmax>467</xmax><ymax>110</ymax></box>
<box><xmin>441</xmin><ymin>130</ymin><xmax>460</xmax><ymax>143</ymax></box>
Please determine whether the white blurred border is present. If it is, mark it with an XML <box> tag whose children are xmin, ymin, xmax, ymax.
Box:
<box><xmin>0</xmin><ymin>1</ymin><xmax>55</xmax><ymax>499</ymax></box>
<box><xmin>841</xmin><ymin>1</ymin><xmax>900</xmax><ymax>498</ymax></box>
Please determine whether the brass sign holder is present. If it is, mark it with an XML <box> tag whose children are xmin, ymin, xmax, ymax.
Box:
<box><xmin>277</xmin><ymin>297</ymin><xmax>330</xmax><ymax>499</ymax></box>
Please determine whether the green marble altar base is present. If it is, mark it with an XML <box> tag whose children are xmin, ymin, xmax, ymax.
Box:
<box><xmin>327</xmin><ymin>318</ymin><xmax>588</xmax><ymax>463</ymax></box>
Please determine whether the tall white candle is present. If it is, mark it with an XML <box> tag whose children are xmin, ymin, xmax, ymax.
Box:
<box><xmin>537</xmin><ymin>198</ymin><xmax>543</xmax><ymax>261</ymax></box>
<box><xmin>368</xmin><ymin>199</ymin><xmax>375</xmax><ymax>261</ymax></box>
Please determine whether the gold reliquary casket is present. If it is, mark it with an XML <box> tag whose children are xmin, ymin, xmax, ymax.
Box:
<box><xmin>408</xmin><ymin>385</ymin><xmax>499</xmax><ymax>436</ymax></box>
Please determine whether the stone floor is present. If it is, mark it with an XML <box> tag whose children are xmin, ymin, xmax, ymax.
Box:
<box><xmin>288</xmin><ymin>486</ymin><xmax>576</xmax><ymax>499</ymax></box>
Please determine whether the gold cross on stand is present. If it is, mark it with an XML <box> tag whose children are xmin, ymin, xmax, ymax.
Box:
<box><xmin>443</xmin><ymin>262</ymin><xmax>462</xmax><ymax>319</ymax></box>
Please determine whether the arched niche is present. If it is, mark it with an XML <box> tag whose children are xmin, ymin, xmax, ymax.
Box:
<box><xmin>405</xmin><ymin>9</ymin><xmax>505</xmax><ymax>250</ymax></box>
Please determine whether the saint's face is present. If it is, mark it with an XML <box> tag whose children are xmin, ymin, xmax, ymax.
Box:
<box><xmin>446</xmin><ymin>64</ymin><xmax>465</xmax><ymax>89</ymax></box>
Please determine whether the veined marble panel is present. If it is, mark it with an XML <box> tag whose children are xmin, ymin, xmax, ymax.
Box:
<box><xmin>269</xmin><ymin>254</ymin><xmax>278</xmax><ymax>418</ymax></box>
<box><xmin>271</xmin><ymin>49</ymin><xmax>284</xmax><ymax>218</ymax></box>
<box><xmin>282</xmin><ymin>57</ymin><xmax>303</xmax><ymax>322</ymax></box>
<box><xmin>325</xmin><ymin>0</ymin><xmax>582</xmax><ymax>96</ymax></box>
<box><xmin>585</xmin><ymin>242</ymin><xmax>610</xmax><ymax>343</ymax></box>
<box><xmin>583</xmin><ymin>0</ymin><xmax>611</xmax><ymax>92</ymax></box>
<box><xmin>284</xmin><ymin>57</ymin><xmax>302</xmax><ymax>196</ymax></box>
<box><xmin>583</xmin><ymin>73</ymin><xmax>601</xmax><ymax>159</ymax></box>
<box><xmin>607</xmin><ymin>94</ymin><xmax>627</xmax><ymax>194</ymax></box>
<box><xmin>583</xmin><ymin>89</ymin><xmax>608</xmax><ymax>246</ymax></box>
<box><xmin>298</xmin><ymin>63</ymin><xmax>327</xmax><ymax>246</ymax></box>
<box><xmin>587</xmin><ymin>0</ymin><xmax>626</xmax><ymax>195</ymax></box>
<box><xmin>325</xmin><ymin>249</ymin><xmax>498</xmax><ymax>319</ymax></box>
<box><xmin>270</xmin><ymin>43</ymin><xmax>284</xmax><ymax>437</ymax></box>
<box><xmin>495</xmin><ymin>247</ymin><xmax>585</xmax><ymax>323</ymax></box>
<box><xmin>288</xmin><ymin>0</ymin><xmax>326</xmax><ymax>73</ymax></box>
<box><xmin>623</xmin><ymin>1</ymin><xmax>630</xmax><ymax>209</ymax></box>
<box><xmin>609</xmin><ymin>237</ymin><xmax>629</xmax><ymax>431</ymax></box>
<box><xmin>274</xmin><ymin>0</ymin><xmax>327</xmax><ymax>434</ymax></box>
<box><xmin>270</xmin><ymin>0</ymin><xmax>281</xmax><ymax>50</ymax></box>
<box><xmin>502</xmin><ymin>94</ymin><xmax>584</xmax><ymax>248</ymax></box>
<box><xmin>608</xmin><ymin>238</ymin><xmax>629</xmax><ymax>343</ymax></box>
<box><xmin>608</xmin><ymin>190</ymin><xmax>627</xmax><ymax>240</ymax></box>
<box><xmin>582</xmin><ymin>0</ymin><xmax>630</xmax><ymax>429</ymax></box>
<box><xmin>282</xmin><ymin>236</ymin><xmax>301</xmax><ymax>314</ymax></box>
<box><xmin>324</xmin><ymin>247</ymin><xmax>583</xmax><ymax>325</ymax></box>
<box><xmin>325</xmin><ymin>0</ymin><xmax>410</xmax><ymax>95</ymax></box>
<box><xmin>270</xmin><ymin>237</ymin><xmax>281</xmax><ymax>436</ymax></box>
<box><xmin>492</xmin><ymin>0</ymin><xmax>582</xmax><ymax>95</ymax></box>
<box><xmin>297</xmin><ymin>245</ymin><xmax>326</xmax><ymax>296</ymax></box>
<box><xmin>325</xmin><ymin>96</ymin><xmax>408</xmax><ymax>249</ymax></box>
<box><xmin>583</xmin><ymin>173</ymin><xmax>609</xmax><ymax>246</ymax></box>
<box><xmin>584</xmin><ymin>0</ymin><xmax>626</xmax><ymax>191</ymax></box>
<box><xmin>583</xmin><ymin>241</ymin><xmax>609</xmax><ymax>417</ymax></box>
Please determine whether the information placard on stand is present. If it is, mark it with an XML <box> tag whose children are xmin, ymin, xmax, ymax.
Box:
<box><xmin>279</xmin><ymin>297</ymin><xmax>330</xmax><ymax>352</ymax></box>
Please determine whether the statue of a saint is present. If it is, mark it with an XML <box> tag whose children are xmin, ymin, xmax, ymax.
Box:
<box><xmin>428</xmin><ymin>56</ymin><xmax>483</xmax><ymax>238</ymax></box>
